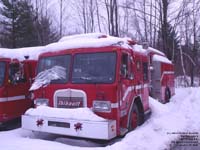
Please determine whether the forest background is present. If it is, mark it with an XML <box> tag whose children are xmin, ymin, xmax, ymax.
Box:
<box><xmin>0</xmin><ymin>0</ymin><xmax>199</xmax><ymax>86</ymax></box>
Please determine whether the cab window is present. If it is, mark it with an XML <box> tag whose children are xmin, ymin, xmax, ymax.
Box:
<box><xmin>0</xmin><ymin>62</ymin><xmax>6</xmax><ymax>86</ymax></box>
<box><xmin>121</xmin><ymin>53</ymin><xmax>133</xmax><ymax>79</ymax></box>
<box><xmin>121</xmin><ymin>53</ymin><xmax>128</xmax><ymax>78</ymax></box>
<box><xmin>9</xmin><ymin>63</ymin><xmax>25</xmax><ymax>84</ymax></box>
<box><xmin>143</xmin><ymin>62</ymin><xmax>148</xmax><ymax>81</ymax></box>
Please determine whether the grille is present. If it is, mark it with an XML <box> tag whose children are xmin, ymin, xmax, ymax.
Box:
<box><xmin>57</xmin><ymin>96</ymin><xmax>83</xmax><ymax>108</ymax></box>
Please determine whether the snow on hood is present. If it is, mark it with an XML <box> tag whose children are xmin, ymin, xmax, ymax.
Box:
<box><xmin>25</xmin><ymin>106</ymin><xmax>105</xmax><ymax>122</ymax></box>
<box><xmin>29</xmin><ymin>66</ymin><xmax>66</xmax><ymax>91</ymax></box>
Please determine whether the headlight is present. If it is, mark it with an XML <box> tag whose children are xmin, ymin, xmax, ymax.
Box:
<box><xmin>34</xmin><ymin>98</ymin><xmax>49</xmax><ymax>107</ymax></box>
<box><xmin>93</xmin><ymin>101</ymin><xmax>111</xmax><ymax>112</ymax></box>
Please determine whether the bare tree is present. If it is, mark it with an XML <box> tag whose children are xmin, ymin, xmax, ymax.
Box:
<box><xmin>142</xmin><ymin>0</ymin><xmax>148</xmax><ymax>41</ymax></box>
<box><xmin>95</xmin><ymin>0</ymin><xmax>102</xmax><ymax>32</ymax></box>
<box><xmin>104</xmin><ymin>0</ymin><xmax>119</xmax><ymax>36</ymax></box>
<box><xmin>60</xmin><ymin>0</ymin><xmax>63</xmax><ymax>37</ymax></box>
<box><xmin>71</xmin><ymin>0</ymin><xmax>96</xmax><ymax>33</ymax></box>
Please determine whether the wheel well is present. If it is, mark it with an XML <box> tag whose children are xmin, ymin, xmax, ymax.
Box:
<box><xmin>166</xmin><ymin>87</ymin><xmax>171</xmax><ymax>95</ymax></box>
<box><xmin>165</xmin><ymin>87</ymin><xmax>171</xmax><ymax>102</ymax></box>
<box><xmin>135</xmin><ymin>97</ymin><xmax>145</xmax><ymax>125</ymax></box>
<box><xmin>134</xmin><ymin>97</ymin><xmax>144</xmax><ymax>115</ymax></box>
<box><xmin>127</xmin><ymin>96</ymin><xmax>145</xmax><ymax>128</ymax></box>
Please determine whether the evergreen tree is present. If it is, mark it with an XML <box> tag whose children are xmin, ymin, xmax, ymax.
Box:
<box><xmin>36</xmin><ymin>15</ymin><xmax>59</xmax><ymax>46</ymax></box>
<box><xmin>15</xmin><ymin>0</ymin><xmax>39</xmax><ymax>47</ymax></box>
<box><xmin>0</xmin><ymin>0</ymin><xmax>18</xmax><ymax>48</ymax></box>
<box><xmin>157</xmin><ymin>23</ymin><xmax>180</xmax><ymax>61</ymax></box>
<box><xmin>0</xmin><ymin>0</ymin><xmax>59</xmax><ymax>48</ymax></box>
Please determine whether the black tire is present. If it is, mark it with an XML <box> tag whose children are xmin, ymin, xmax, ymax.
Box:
<box><xmin>165</xmin><ymin>88</ymin><xmax>171</xmax><ymax>103</ymax></box>
<box><xmin>128</xmin><ymin>104</ymin><xmax>140</xmax><ymax>131</ymax></box>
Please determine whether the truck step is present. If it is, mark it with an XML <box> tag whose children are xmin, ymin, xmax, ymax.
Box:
<box><xmin>120</xmin><ymin>128</ymin><xmax>128</xmax><ymax>136</ymax></box>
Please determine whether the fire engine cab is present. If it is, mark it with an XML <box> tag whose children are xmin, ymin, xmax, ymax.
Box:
<box><xmin>0</xmin><ymin>57</ymin><xmax>37</xmax><ymax>126</ymax></box>
<box><xmin>22</xmin><ymin>33</ymin><xmax>174</xmax><ymax>140</ymax></box>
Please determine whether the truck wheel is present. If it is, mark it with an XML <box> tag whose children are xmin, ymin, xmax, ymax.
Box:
<box><xmin>128</xmin><ymin>104</ymin><xmax>139</xmax><ymax>131</ymax></box>
<box><xmin>165</xmin><ymin>88</ymin><xmax>171</xmax><ymax>103</ymax></box>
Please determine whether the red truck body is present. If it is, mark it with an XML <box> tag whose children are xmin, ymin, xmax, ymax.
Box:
<box><xmin>0</xmin><ymin>57</ymin><xmax>37</xmax><ymax>125</ymax></box>
<box><xmin>22</xmin><ymin>34</ymin><xmax>174</xmax><ymax>140</ymax></box>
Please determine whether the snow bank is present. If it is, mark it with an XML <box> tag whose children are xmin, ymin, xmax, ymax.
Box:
<box><xmin>153</xmin><ymin>54</ymin><xmax>172</xmax><ymax>64</ymax></box>
<box><xmin>30</xmin><ymin>66</ymin><xmax>66</xmax><ymax>91</ymax></box>
<box><xmin>111</xmin><ymin>87</ymin><xmax>200</xmax><ymax>150</ymax></box>
<box><xmin>25</xmin><ymin>106</ymin><xmax>105</xmax><ymax>122</ymax></box>
<box><xmin>0</xmin><ymin>88</ymin><xmax>200</xmax><ymax>150</ymax></box>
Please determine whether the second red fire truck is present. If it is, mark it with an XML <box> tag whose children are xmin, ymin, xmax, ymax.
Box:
<box><xmin>22</xmin><ymin>33</ymin><xmax>174</xmax><ymax>140</ymax></box>
<box><xmin>0</xmin><ymin>57</ymin><xmax>37</xmax><ymax>126</ymax></box>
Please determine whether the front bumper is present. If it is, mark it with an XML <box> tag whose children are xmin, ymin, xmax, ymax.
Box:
<box><xmin>22</xmin><ymin>115</ymin><xmax>116</xmax><ymax>140</ymax></box>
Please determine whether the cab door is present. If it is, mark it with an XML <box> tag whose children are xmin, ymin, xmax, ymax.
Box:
<box><xmin>5</xmin><ymin>62</ymin><xmax>31</xmax><ymax>120</ymax></box>
<box><xmin>119</xmin><ymin>52</ymin><xmax>134</xmax><ymax>118</ymax></box>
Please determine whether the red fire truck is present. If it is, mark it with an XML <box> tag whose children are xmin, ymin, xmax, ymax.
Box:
<box><xmin>146</xmin><ymin>47</ymin><xmax>175</xmax><ymax>103</ymax></box>
<box><xmin>0</xmin><ymin>57</ymin><xmax>37</xmax><ymax>126</ymax></box>
<box><xmin>22</xmin><ymin>34</ymin><xmax>174</xmax><ymax>140</ymax></box>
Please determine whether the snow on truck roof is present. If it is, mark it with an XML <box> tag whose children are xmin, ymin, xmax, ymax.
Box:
<box><xmin>59</xmin><ymin>32</ymin><xmax>107</xmax><ymax>42</ymax></box>
<box><xmin>148</xmin><ymin>47</ymin><xmax>165</xmax><ymax>56</ymax></box>
<box><xmin>0</xmin><ymin>33</ymin><xmax>165</xmax><ymax>61</ymax></box>
<box><xmin>0</xmin><ymin>46</ymin><xmax>45</xmax><ymax>61</ymax></box>
<box><xmin>45</xmin><ymin>33</ymin><xmax>134</xmax><ymax>53</ymax></box>
<box><xmin>0</xmin><ymin>33</ymin><xmax>133</xmax><ymax>60</ymax></box>
<box><xmin>152</xmin><ymin>54</ymin><xmax>172</xmax><ymax>64</ymax></box>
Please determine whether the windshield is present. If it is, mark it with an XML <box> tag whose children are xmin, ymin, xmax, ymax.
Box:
<box><xmin>0</xmin><ymin>62</ymin><xmax>6</xmax><ymax>86</ymax></box>
<box><xmin>72</xmin><ymin>52</ymin><xmax>116</xmax><ymax>83</ymax></box>
<box><xmin>37</xmin><ymin>55</ymin><xmax>71</xmax><ymax>84</ymax></box>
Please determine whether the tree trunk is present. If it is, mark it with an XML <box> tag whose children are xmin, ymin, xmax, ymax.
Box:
<box><xmin>60</xmin><ymin>0</ymin><xmax>63</xmax><ymax>37</ymax></box>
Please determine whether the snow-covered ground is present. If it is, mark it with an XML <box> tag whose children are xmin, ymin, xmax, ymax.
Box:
<box><xmin>0</xmin><ymin>87</ymin><xmax>199</xmax><ymax>150</ymax></box>
<box><xmin>175</xmin><ymin>76</ymin><xmax>200</xmax><ymax>87</ymax></box>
